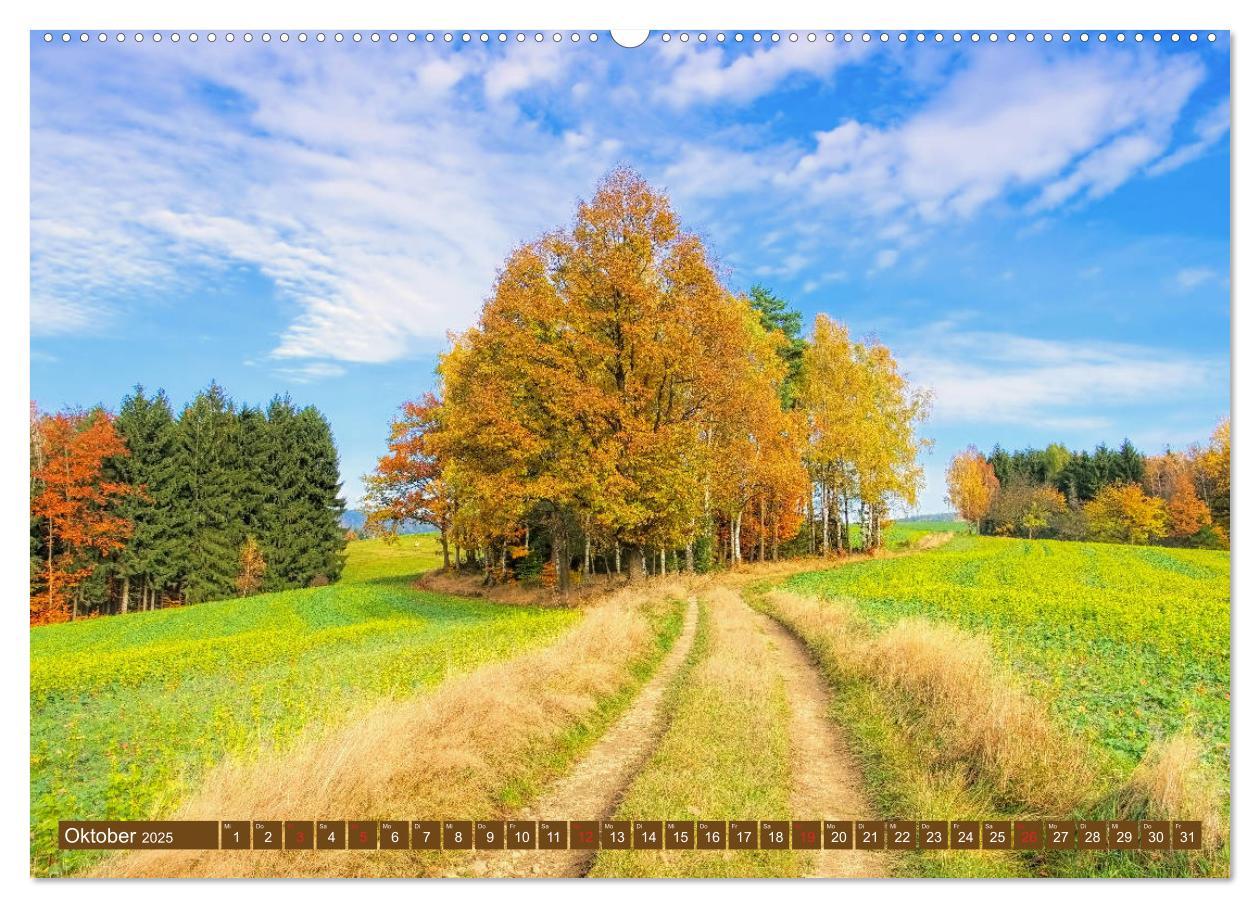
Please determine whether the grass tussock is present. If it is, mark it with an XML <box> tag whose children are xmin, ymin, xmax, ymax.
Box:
<box><xmin>590</xmin><ymin>586</ymin><xmax>804</xmax><ymax>878</ymax></box>
<box><xmin>1121</xmin><ymin>730</ymin><xmax>1225</xmax><ymax>848</ymax></box>
<box><xmin>97</xmin><ymin>580</ymin><xmax>688</xmax><ymax>878</ymax></box>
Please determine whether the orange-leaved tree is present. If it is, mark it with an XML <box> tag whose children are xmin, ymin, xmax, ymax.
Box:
<box><xmin>235</xmin><ymin>536</ymin><xmax>267</xmax><ymax>596</ymax></box>
<box><xmin>30</xmin><ymin>406</ymin><xmax>132</xmax><ymax>624</ymax></box>
<box><xmin>946</xmin><ymin>445</ymin><xmax>999</xmax><ymax>532</ymax></box>
<box><xmin>437</xmin><ymin>168</ymin><xmax>760</xmax><ymax>589</ymax></box>
<box><xmin>363</xmin><ymin>392</ymin><xmax>456</xmax><ymax>569</ymax></box>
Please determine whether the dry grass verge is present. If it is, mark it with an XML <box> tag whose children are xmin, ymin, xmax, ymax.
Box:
<box><xmin>763</xmin><ymin>590</ymin><xmax>1094</xmax><ymax>814</ymax></box>
<box><xmin>96</xmin><ymin>580</ymin><xmax>688</xmax><ymax>878</ymax></box>
<box><xmin>759</xmin><ymin>588</ymin><xmax>1228</xmax><ymax>876</ymax></box>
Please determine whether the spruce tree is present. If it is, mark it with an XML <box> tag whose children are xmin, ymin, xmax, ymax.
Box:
<box><xmin>236</xmin><ymin>405</ymin><xmax>271</xmax><ymax>542</ymax></box>
<box><xmin>260</xmin><ymin>395</ymin><xmax>305</xmax><ymax>589</ymax></box>
<box><xmin>748</xmin><ymin>284</ymin><xmax>806</xmax><ymax>408</ymax></box>
<box><xmin>258</xmin><ymin>398</ymin><xmax>346</xmax><ymax>588</ymax></box>
<box><xmin>112</xmin><ymin>386</ymin><xmax>182</xmax><ymax>611</ymax></box>
<box><xmin>296</xmin><ymin>405</ymin><xmax>347</xmax><ymax>583</ymax></box>
<box><xmin>176</xmin><ymin>383</ymin><xmax>243</xmax><ymax>603</ymax></box>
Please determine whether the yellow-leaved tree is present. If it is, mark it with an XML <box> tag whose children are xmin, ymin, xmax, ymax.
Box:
<box><xmin>946</xmin><ymin>445</ymin><xmax>1000</xmax><ymax>532</ymax></box>
<box><xmin>1084</xmin><ymin>482</ymin><xmax>1168</xmax><ymax>545</ymax></box>
<box><xmin>801</xmin><ymin>315</ymin><xmax>931</xmax><ymax>552</ymax></box>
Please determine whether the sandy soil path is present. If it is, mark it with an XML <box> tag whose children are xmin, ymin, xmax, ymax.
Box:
<box><xmin>745</xmin><ymin>593</ymin><xmax>888</xmax><ymax>878</ymax></box>
<box><xmin>464</xmin><ymin>595</ymin><xmax>700</xmax><ymax>878</ymax></box>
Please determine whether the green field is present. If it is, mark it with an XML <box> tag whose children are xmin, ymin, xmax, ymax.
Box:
<box><xmin>784</xmin><ymin>534</ymin><xmax>1230</xmax><ymax>780</ymax></box>
<box><xmin>885</xmin><ymin>518</ymin><xmax>969</xmax><ymax>548</ymax></box>
<box><xmin>30</xmin><ymin>534</ymin><xmax>579</xmax><ymax>876</ymax></box>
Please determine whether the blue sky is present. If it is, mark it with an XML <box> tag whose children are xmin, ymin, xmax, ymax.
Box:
<box><xmin>29</xmin><ymin>31</ymin><xmax>1230</xmax><ymax>511</ymax></box>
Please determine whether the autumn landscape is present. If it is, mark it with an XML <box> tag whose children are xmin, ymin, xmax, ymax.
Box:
<box><xmin>30</xmin><ymin>170</ymin><xmax>1230</xmax><ymax>879</ymax></box>
<box><xmin>30</xmin><ymin>31</ymin><xmax>1230</xmax><ymax>882</ymax></box>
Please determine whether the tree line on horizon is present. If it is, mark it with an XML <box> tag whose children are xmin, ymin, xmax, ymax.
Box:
<box><xmin>945</xmin><ymin>423</ymin><xmax>1230</xmax><ymax>547</ymax></box>
<box><xmin>363</xmin><ymin>168</ymin><xmax>932</xmax><ymax>593</ymax></box>
<box><xmin>29</xmin><ymin>383</ymin><xmax>346</xmax><ymax>625</ymax></box>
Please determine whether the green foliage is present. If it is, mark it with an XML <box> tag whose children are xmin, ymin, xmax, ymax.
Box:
<box><xmin>989</xmin><ymin>440</ymin><xmax>1146</xmax><ymax>505</ymax></box>
<box><xmin>110</xmin><ymin>387</ymin><xmax>182</xmax><ymax>600</ymax></box>
<box><xmin>175</xmin><ymin>382</ymin><xmax>243</xmax><ymax>603</ymax></box>
<box><xmin>101</xmin><ymin>384</ymin><xmax>347</xmax><ymax>615</ymax></box>
<box><xmin>30</xmin><ymin>533</ymin><xmax>577</xmax><ymax>876</ymax></box>
<box><xmin>784</xmin><ymin>537</ymin><xmax>1230</xmax><ymax>774</ymax></box>
<box><xmin>747</xmin><ymin>284</ymin><xmax>805</xmax><ymax>408</ymax></box>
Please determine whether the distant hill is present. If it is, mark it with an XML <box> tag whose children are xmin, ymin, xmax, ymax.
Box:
<box><xmin>340</xmin><ymin>509</ymin><xmax>430</xmax><ymax>535</ymax></box>
<box><xmin>898</xmin><ymin>511</ymin><xmax>960</xmax><ymax>523</ymax></box>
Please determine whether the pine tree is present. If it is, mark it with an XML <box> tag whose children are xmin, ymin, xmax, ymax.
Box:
<box><xmin>236</xmin><ymin>405</ymin><xmax>271</xmax><ymax>543</ymax></box>
<box><xmin>259</xmin><ymin>398</ymin><xmax>345</xmax><ymax>588</ymax></box>
<box><xmin>748</xmin><ymin>284</ymin><xmax>806</xmax><ymax>408</ymax></box>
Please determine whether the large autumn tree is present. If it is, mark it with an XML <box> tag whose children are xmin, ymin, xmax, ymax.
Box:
<box><xmin>437</xmin><ymin>168</ymin><xmax>770</xmax><ymax>589</ymax></box>
<box><xmin>30</xmin><ymin>407</ymin><xmax>133</xmax><ymax>624</ymax></box>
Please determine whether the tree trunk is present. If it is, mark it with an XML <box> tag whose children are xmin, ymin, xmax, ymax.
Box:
<box><xmin>842</xmin><ymin>491</ymin><xmax>851</xmax><ymax>553</ymax></box>
<box><xmin>440</xmin><ymin>532</ymin><xmax>451</xmax><ymax>571</ymax></box>
<box><xmin>615</xmin><ymin>543</ymin><xmax>622</xmax><ymax>576</ymax></box>
<box><xmin>807</xmin><ymin>484</ymin><xmax>816</xmax><ymax>554</ymax></box>
<box><xmin>120</xmin><ymin>575</ymin><xmax>130</xmax><ymax>615</ymax></box>
<box><xmin>821</xmin><ymin>485</ymin><xmax>830</xmax><ymax>554</ymax></box>
<box><xmin>685</xmin><ymin>541</ymin><xmax>695</xmax><ymax>572</ymax></box>
<box><xmin>552</xmin><ymin>519</ymin><xmax>571</xmax><ymax>593</ymax></box>
<box><xmin>626</xmin><ymin>544</ymin><xmax>644</xmax><ymax>581</ymax></box>
<box><xmin>758</xmin><ymin>500</ymin><xmax>766</xmax><ymax>562</ymax></box>
<box><xmin>834</xmin><ymin>486</ymin><xmax>844</xmax><ymax>555</ymax></box>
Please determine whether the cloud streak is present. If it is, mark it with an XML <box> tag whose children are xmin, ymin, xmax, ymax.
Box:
<box><xmin>898</xmin><ymin>323</ymin><xmax>1224</xmax><ymax>430</ymax></box>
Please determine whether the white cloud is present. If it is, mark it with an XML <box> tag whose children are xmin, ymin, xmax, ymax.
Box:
<box><xmin>29</xmin><ymin>39</ymin><xmax>1228</xmax><ymax>372</ymax></box>
<box><xmin>873</xmin><ymin>249</ymin><xmax>900</xmax><ymax>270</ymax></box>
<box><xmin>786</xmin><ymin>47</ymin><xmax>1206</xmax><ymax>224</ymax></box>
<box><xmin>898</xmin><ymin>323</ymin><xmax>1223</xmax><ymax>429</ymax></box>
<box><xmin>30</xmin><ymin>42</ymin><xmax>608</xmax><ymax>367</ymax></box>
<box><xmin>654</xmin><ymin>38</ymin><xmax>871</xmax><ymax>108</ymax></box>
<box><xmin>483</xmin><ymin>43</ymin><xmax>567</xmax><ymax>101</ymax></box>
<box><xmin>272</xmin><ymin>361</ymin><xmax>347</xmax><ymax>383</ymax></box>
<box><xmin>1175</xmin><ymin>266</ymin><xmax>1223</xmax><ymax>290</ymax></box>
<box><xmin>1148</xmin><ymin>100</ymin><xmax>1230</xmax><ymax>176</ymax></box>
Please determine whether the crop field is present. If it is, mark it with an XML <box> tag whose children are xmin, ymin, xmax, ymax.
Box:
<box><xmin>782</xmin><ymin>534</ymin><xmax>1230</xmax><ymax>785</ymax></box>
<box><xmin>30</xmin><ymin>534</ymin><xmax>579</xmax><ymax>877</ymax></box>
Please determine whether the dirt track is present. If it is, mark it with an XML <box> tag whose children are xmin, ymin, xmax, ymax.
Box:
<box><xmin>463</xmin><ymin>596</ymin><xmax>701</xmax><ymax>878</ymax></box>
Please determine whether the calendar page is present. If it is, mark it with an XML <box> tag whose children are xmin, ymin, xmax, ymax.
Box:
<box><xmin>27</xmin><ymin>19</ymin><xmax>1230</xmax><ymax>883</ymax></box>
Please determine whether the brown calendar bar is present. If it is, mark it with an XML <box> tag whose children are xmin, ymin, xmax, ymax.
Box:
<box><xmin>57</xmin><ymin>819</ymin><xmax>1210</xmax><ymax>851</ymax></box>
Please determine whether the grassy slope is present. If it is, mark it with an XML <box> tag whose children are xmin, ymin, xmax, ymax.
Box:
<box><xmin>31</xmin><ymin>534</ymin><xmax>578</xmax><ymax>877</ymax></box>
<box><xmin>773</xmin><ymin>534</ymin><xmax>1229</xmax><ymax>878</ymax></box>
